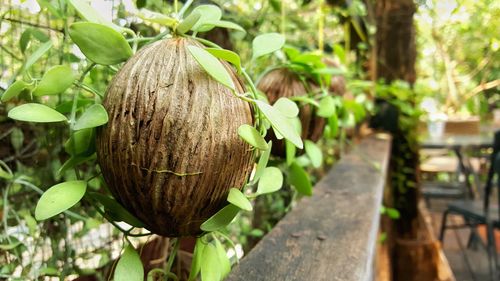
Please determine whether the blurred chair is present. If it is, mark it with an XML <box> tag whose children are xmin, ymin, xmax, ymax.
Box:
<box><xmin>439</xmin><ymin>130</ymin><xmax>500</xmax><ymax>281</ymax></box>
<box><xmin>421</xmin><ymin>118</ymin><xmax>482</xmax><ymax>204</ymax></box>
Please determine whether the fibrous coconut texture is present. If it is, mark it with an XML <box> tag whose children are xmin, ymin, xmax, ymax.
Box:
<box><xmin>96</xmin><ymin>37</ymin><xmax>254</xmax><ymax>237</ymax></box>
<box><xmin>257</xmin><ymin>68</ymin><xmax>325</xmax><ymax>156</ymax></box>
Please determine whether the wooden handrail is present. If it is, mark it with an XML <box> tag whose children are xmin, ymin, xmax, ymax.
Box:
<box><xmin>226</xmin><ymin>133</ymin><xmax>392</xmax><ymax>281</ymax></box>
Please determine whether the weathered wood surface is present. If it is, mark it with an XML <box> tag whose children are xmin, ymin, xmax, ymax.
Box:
<box><xmin>227</xmin><ymin>134</ymin><xmax>392</xmax><ymax>281</ymax></box>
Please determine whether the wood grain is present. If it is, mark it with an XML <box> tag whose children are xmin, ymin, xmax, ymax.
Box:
<box><xmin>96</xmin><ymin>37</ymin><xmax>254</xmax><ymax>237</ymax></box>
<box><xmin>226</xmin><ymin>134</ymin><xmax>391</xmax><ymax>281</ymax></box>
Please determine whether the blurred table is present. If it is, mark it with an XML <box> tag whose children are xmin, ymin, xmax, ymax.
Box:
<box><xmin>421</xmin><ymin>134</ymin><xmax>493</xmax><ymax>150</ymax></box>
<box><xmin>420</xmin><ymin>134</ymin><xmax>494</xmax><ymax>199</ymax></box>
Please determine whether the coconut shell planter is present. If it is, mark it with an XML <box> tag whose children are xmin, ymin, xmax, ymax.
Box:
<box><xmin>257</xmin><ymin>68</ymin><xmax>326</xmax><ymax>156</ymax></box>
<box><xmin>96</xmin><ymin>37</ymin><xmax>254</xmax><ymax>237</ymax></box>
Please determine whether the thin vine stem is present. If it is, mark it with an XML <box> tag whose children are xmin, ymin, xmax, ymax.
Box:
<box><xmin>165</xmin><ymin>238</ymin><xmax>180</xmax><ymax>277</ymax></box>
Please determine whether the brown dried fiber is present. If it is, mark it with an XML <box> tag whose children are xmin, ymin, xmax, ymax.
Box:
<box><xmin>96</xmin><ymin>37</ymin><xmax>253</xmax><ymax>237</ymax></box>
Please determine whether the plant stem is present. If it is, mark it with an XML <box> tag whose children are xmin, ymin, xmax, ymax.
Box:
<box><xmin>178</xmin><ymin>0</ymin><xmax>194</xmax><ymax>19</ymax></box>
<box><xmin>165</xmin><ymin>238</ymin><xmax>180</xmax><ymax>275</ymax></box>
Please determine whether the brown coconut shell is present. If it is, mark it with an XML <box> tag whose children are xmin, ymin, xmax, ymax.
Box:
<box><xmin>96</xmin><ymin>37</ymin><xmax>254</xmax><ymax>237</ymax></box>
<box><xmin>257</xmin><ymin>68</ymin><xmax>326</xmax><ymax>157</ymax></box>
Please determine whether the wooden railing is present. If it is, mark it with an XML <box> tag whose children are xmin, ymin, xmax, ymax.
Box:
<box><xmin>226</xmin><ymin>134</ymin><xmax>392</xmax><ymax>281</ymax></box>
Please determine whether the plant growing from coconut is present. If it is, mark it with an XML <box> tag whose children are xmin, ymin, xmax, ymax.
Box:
<box><xmin>1</xmin><ymin>0</ymin><xmax>310</xmax><ymax>280</ymax></box>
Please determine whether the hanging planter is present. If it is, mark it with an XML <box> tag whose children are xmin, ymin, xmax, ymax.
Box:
<box><xmin>96</xmin><ymin>37</ymin><xmax>254</xmax><ymax>237</ymax></box>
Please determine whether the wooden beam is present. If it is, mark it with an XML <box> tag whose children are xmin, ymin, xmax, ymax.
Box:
<box><xmin>227</xmin><ymin>134</ymin><xmax>392</xmax><ymax>281</ymax></box>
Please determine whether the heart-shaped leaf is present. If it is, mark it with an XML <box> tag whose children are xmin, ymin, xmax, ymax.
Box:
<box><xmin>304</xmin><ymin>140</ymin><xmax>323</xmax><ymax>168</ymax></box>
<box><xmin>191</xmin><ymin>5</ymin><xmax>222</xmax><ymax>32</ymax></box>
<box><xmin>33</xmin><ymin>65</ymin><xmax>75</xmax><ymax>96</ymax></box>
<box><xmin>69</xmin><ymin>22</ymin><xmax>132</xmax><ymax>65</ymax></box>
<box><xmin>114</xmin><ymin>245</ymin><xmax>144</xmax><ymax>281</ymax></box>
<box><xmin>8</xmin><ymin>103</ymin><xmax>68</xmax><ymax>123</ymax></box>
<box><xmin>74</xmin><ymin>104</ymin><xmax>108</xmax><ymax>130</ymax></box>
<box><xmin>252</xmin><ymin>33</ymin><xmax>285</xmax><ymax>59</ymax></box>
<box><xmin>1</xmin><ymin>80</ymin><xmax>28</xmax><ymax>102</ymax></box>
<box><xmin>238</xmin><ymin>124</ymin><xmax>268</xmax><ymax>150</ymax></box>
<box><xmin>274</xmin><ymin>97</ymin><xmax>299</xmax><ymax>118</ymax></box>
<box><xmin>35</xmin><ymin>181</ymin><xmax>87</xmax><ymax>220</ymax></box>
<box><xmin>206</xmin><ymin>48</ymin><xmax>241</xmax><ymax>72</ymax></box>
<box><xmin>255</xmin><ymin>100</ymin><xmax>302</xmax><ymax>148</ymax></box>
<box><xmin>201</xmin><ymin>243</ymin><xmax>221</xmax><ymax>281</ymax></box>
<box><xmin>288</xmin><ymin>162</ymin><xmax>312</xmax><ymax>196</ymax></box>
<box><xmin>200</xmin><ymin>204</ymin><xmax>239</xmax><ymax>232</ymax></box>
<box><xmin>257</xmin><ymin>167</ymin><xmax>283</xmax><ymax>195</ymax></box>
<box><xmin>188</xmin><ymin>45</ymin><xmax>235</xmax><ymax>90</ymax></box>
<box><xmin>317</xmin><ymin>96</ymin><xmax>336</xmax><ymax>118</ymax></box>
<box><xmin>227</xmin><ymin>188</ymin><xmax>252</xmax><ymax>211</ymax></box>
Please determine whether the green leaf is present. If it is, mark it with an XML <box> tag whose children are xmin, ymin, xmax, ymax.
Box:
<box><xmin>191</xmin><ymin>5</ymin><xmax>222</xmax><ymax>32</ymax></box>
<box><xmin>88</xmin><ymin>192</ymin><xmax>144</xmax><ymax>228</ymax></box>
<box><xmin>58</xmin><ymin>154</ymin><xmax>95</xmax><ymax>177</ymax></box>
<box><xmin>69</xmin><ymin>0</ymin><xmax>122</xmax><ymax>31</ymax></box>
<box><xmin>176</xmin><ymin>12</ymin><xmax>201</xmax><ymax>34</ymax></box>
<box><xmin>138</xmin><ymin>9</ymin><xmax>178</xmax><ymax>27</ymax></box>
<box><xmin>39</xmin><ymin>267</ymin><xmax>59</xmax><ymax>277</ymax></box>
<box><xmin>187</xmin><ymin>45</ymin><xmax>235</xmax><ymax>90</ymax></box>
<box><xmin>317</xmin><ymin>96</ymin><xmax>336</xmax><ymax>118</ymax></box>
<box><xmin>0</xmin><ymin>241</ymin><xmax>22</xmax><ymax>251</ymax></box>
<box><xmin>304</xmin><ymin>140</ymin><xmax>322</xmax><ymax>168</ymax></box>
<box><xmin>35</xmin><ymin>180</ymin><xmax>87</xmax><ymax>220</ymax></box>
<box><xmin>200</xmin><ymin>204</ymin><xmax>239</xmax><ymax>232</ymax></box>
<box><xmin>74</xmin><ymin>104</ymin><xmax>108</xmax><ymax>130</ymax></box>
<box><xmin>188</xmin><ymin>238</ymin><xmax>205</xmax><ymax>281</ymax></box>
<box><xmin>255</xmin><ymin>100</ymin><xmax>302</xmax><ymax>149</ymax></box>
<box><xmin>20</xmin><ymin>29</ymin><xmax>31</xmax><ymax>53</ymax></box>
<box><xmin>199</xmin><ymin>20</ymin><xmax>245</xmax><ymax>33</ymax></box>
<box><xmin>8</xmin><ymin>103</ymin><xmax>68</xmax><ymax>123</ymax></box>
<box><xmin>313</xmin><ymin>67</ymin><xmax>346</xmax><ymax>76</ymax></box>
<box><xmin>386</xmin><ymin>208</ymin><xmax>400</xmax><ymax>219</ymax></box>
<box><xmin>252</xmin><ymin>141</ymin><xmax>272</xmax><ymax>183</ymax></box>
<box><xmin>23</xmin><ymin>40</ymin><xmax>52</xmax><ymax>72</ymax></box>
<box><xmin>288</xmin><ymin>162</ymin><xmax>312</xmax><ymax>196</ymax></box>
<box><xmin>201</xmin><ymin>243</ymin><xmax>221</xmax><ymax>281</ymax></box>
<box><xmin>328</xmin><ymin>114</ymin><xmax>338</xmax><ymax>138</ymax></box>
<box><xmin>227</xmin><ymin>188</ymin><xmax>252</xmax><ymax>211</ymax></box>
<box><xmin>333</xmin><ymin>44</ymin><xmax>346</xmax><ymax>64</ymax></box>
<box><xmin>1</xmin><ymin>81</ymin><xmax>28</xmax><ymax>102</ymax></box>
<box><xmin>238</xmin><ymin>124</ymin><xmax>268</xmax><ymax>150</ymax></box>
<box><xmin>214</xmin><ymin>239</ymin><xmax>231</xmax><ymax>279</ymax></box>
<box><xmin>273</xmin><ymin>97</ymin><xmax>299</xmax><ymax>118</ymax></box>
<box><xmin>285</xmin><ymin>140</ymin><xmax>296</xmax><ymax>166</ymax></box>
<box><xmin>0</xmin><ymin>165</ymin><xmax>13</xmax><ymax>180</ymax></box>
<box><xmin>115</xmin><ymin>245</ymin><xmax>144</xmax><ymax>281</ymax></box>
<box><xmin>10</xmin><ymin>128</ymin><xmax>24</xmax><ymax>152</ymax></box>
<box><xmin>33</xmin><ymin>65</ymin><xmax>75</xmax><ymax>96</ymax></box>
<box><xmin>257</xmin><ymin>167</ymin><xmax>283</xmax><ymax>195</ymax></box>
<box><xmin>64</xmin><ymin>128</ymin><xmax>95</xmax><ymax>156</ymax></box>
<box><xmin>69</xmin><ymin>22</ymin><xmax>132</xmax><ymax>65</ymax></box>
<box><xmin>252</xmin><ymin>33</ymin><xmax>285</xmax><ymax>59</ymax></box>
<box><xmin>30</xmin><ymin>28</ymin><xmax>50</xmax><ymax>42</ymax></box>
<box><xmin>206</xmin><ymin>48</ymin><xmax>241</xmax><ymax>72</ymax></box>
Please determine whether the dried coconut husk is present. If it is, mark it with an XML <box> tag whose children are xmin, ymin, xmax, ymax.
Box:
<box><xmin>257</xmin><ymin>68</ymin><xmax>326</xmax><ymax>157</ymax></box>
<box><xmin>96</xmin><ymin>37</ymin><xmax>254</xmax><ymax>237</ymax></box>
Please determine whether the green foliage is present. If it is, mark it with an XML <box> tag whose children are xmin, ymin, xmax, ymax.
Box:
<box><xmin>35</xmin><ymin>181</ymin><xmax>87</xmax><ymax>220</ymax></box>
<box><xmin>114</xmin><ymin>245</ymin><xmax>144</xmax><ymax>281</ymax></box>
<box><xmin>187</xmin><ymin>45</ymin><xmax>235</xmax><ymax>90</ymax></box>
<box><xmin>8</xmin><ymin>103</ymin><xmax>68</xmax><ymax>123</ymax></box>
<box><xmin>69</xmin><ymin>22</ymin><xmax>132</xmax><ymax>65</ymax></box>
